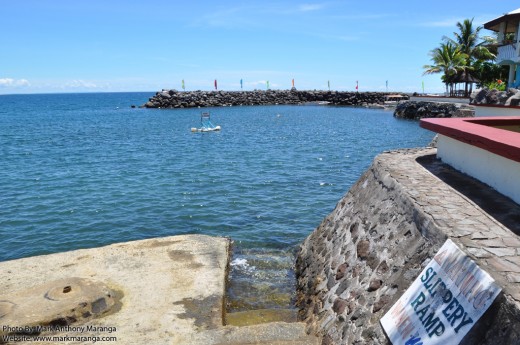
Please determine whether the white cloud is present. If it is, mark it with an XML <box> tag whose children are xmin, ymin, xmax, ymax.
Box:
<box><xmin>332</xmin><ymin>13</ymin><xmax>391</xmax><ymax>20</ymax></box>
<box><xmin>247</xmin><ymin>80</ymin><xmax>268</xmax><ymax>87</ymax></box>
<box><xmin>420</xmin><ymin>18</ymin><xmax>465</xmax><ymax>28</ymax></box>
<box><xmin>193</xmin><ymin>7</ymin><xmax>246</xmax><ymax>28</ymax></box>
<box><xmin>243</xmin><ymin>80</ymin><xmax>280</xmax><ymax>88</ymax></box>
<box><xmin>0</xmin><ymin>78</ymin><xmax>30</xmax><ymax>87</ymax></box>
<box><xmin>191</xmin><ymin>3</ymin><xmax>328</xmax><ymax>29</ymax></box>
<box><xmin>65</xmin><ymin>79</ymin><xmax>98</xmax><ymax>88</ymax></box>
<box><xmin>419</xmin><ymin>15</ymin><xmax>497</xmax><ymax>30</ymax></box>
<box><xmin>299</xmin><ymin>4</ymin><xmax>325</xmax><ymax>12</ymax></box>
<box><xmin>336</xmin><ymin>35</ymin><xmax>360</xmax><ymax>41</ymax></box>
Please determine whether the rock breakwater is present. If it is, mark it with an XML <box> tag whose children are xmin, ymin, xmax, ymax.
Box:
<box><xmin>394</xmin><ymin>101</ymin><xmax>474</xmax><ymax>119</ymax></box>
<box><xmin>143</xmin><ymin>89</ymin><xmax>406</xmax><ymax>108</ymax></box>
<box><xmin>470</xmin><ymin>87</ymin><xmax>520</xmax><ymax>106</ymax></box>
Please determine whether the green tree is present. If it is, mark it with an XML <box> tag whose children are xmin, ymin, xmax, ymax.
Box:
<box><xmin>444</xmin><ymin>18</ymin><xmax>495</xmax><ymax>95</ymax></box>
<box><xmin>423</xmin><ymin>42</ymin><xmax>468</xmax><ymax>96</ymax></box>
<box><xmin>476</xmin><ymin>32</ymin><xmax>510</xmax><ymax>88</ymax></box>
<box><xmin>472</xmin><ymin>60</ymin><xmax>508</xmax><ymax>87</ymax></box>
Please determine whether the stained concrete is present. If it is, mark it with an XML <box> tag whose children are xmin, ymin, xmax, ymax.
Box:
<box><xmin>0</xmin><ymin>234</ymin><xmax>320</xmax><ymax>345</ymax></box>
<box><xmin>0</xmin><ymin>235</ymin><xmax>230</xmax><ymax>344</ymax></box>
<box><xmin>226</xmin><ymin>309</ymin><xmax>298</xmax><ymax>327</ymax></box>
<box><xmin>190</xmin><ymin>321</ymin><xmax>319</xmax><ymax>345</ymax></box>
<box><xmin>1</xmin><ymin>277</ymin><xmax>115</xmax><ymax>335</ymax></box>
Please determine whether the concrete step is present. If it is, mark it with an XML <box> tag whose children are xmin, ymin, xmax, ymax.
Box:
<box><xmin>196</xmin><ymin>321</ymin><xmax>320</xmax><ymax>345</ymax></box>
<box><xmin>225</xmin><ymin>308</ymin><xmax>298</xmax><ymax>326</ymax></box>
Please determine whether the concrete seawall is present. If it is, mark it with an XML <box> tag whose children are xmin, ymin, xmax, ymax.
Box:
<box><xmin>296</xmin><ymin>148</ymin><xmax>520</xmax><ymax>344</ymax></box>
<box><xmin>143</xmin><ymin>89</ymin><xmax>405</xmax><ymax>109</ymax></box>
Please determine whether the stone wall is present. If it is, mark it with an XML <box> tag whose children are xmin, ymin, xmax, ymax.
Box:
<box><xmin>142</xmin><ymin>89</ymin><xmax>406</xmax><ymax>108</ymax></box>
<box><xmin>296</xmin><ymin>148</ymin><xmax>520</xmax><ymax>345</ymax></box>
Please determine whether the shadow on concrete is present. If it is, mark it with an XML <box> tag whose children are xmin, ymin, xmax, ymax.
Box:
<box><xmin>417</xmin><ymin>154</ymin><xmax>520</xmax><ymax>235</ymax></box>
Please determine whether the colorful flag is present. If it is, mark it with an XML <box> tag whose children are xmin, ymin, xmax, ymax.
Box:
<box><xmin>328</xmin><ymin>80</ymin><xmax>330</xmax><ymax>91</ymax></box>
<box><xmin>182</xmin><ymin>79</ymin><xmax>185</xmax><ymax>91</ymax></box>
<box><xmin>240</xmin><ymin>79</ymin><xmax>243</xmax><ymax>90</ymax></box>
<box><xmin>266</xmin><ymin>80</ymin><xmax>270</xmax><ymax>89</ymax></box>
<box><xmin>356</xmin><ymin>80</ymin><xmax>358</xmax><ymax>91</ymax></box>
<box><xmin>292</xmin><ymin>79</ymin><xmax>295</xmax><ymax>88</ymax></box>
<box><xmin>215</xmin><ymin>79</ymin><xmax>218</xmax><ymax>90</ymax></box>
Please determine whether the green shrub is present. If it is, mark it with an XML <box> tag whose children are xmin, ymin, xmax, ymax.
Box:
<box><xmin>486</xmin><ymin>80</ymin><xmax>506</xmax><ymax>91</ymax></box>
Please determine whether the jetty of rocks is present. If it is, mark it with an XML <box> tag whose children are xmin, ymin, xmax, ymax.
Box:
<box><xmin>143</xmin><ymin>89</ymin><xmax>406</xmax><ymax>108</ymax></box>
<box><xmin>470</xmin><ymin>87</ymin><xmax>520</xmax><ymax>106</ymax></box>
<box><xmin>394</xmin><ymin>101</ymin><xmax>474</xmax><ymax>119</ymax></box>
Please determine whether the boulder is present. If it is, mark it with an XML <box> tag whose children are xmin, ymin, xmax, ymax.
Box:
<box><xmin>470</xmin><ymin>88</ymin><xmax>488</xmax><ymax>104</ymax></box>
<box><xmin>486</xmin><ymin>89</ymin><xmax>500</xmax><ymax>104</ymax></box>
<box><xmin>505</xmin><ymin>91</ymin><xmax>520</xmax><ymax>106</ymax></box>
<box><xmin>471</xmin><ymin>87</ymin><xmax>520</xmax><ymax>107</ymax></box>
<box><xmin>394</xmin><ymin>101</ymin><xmax>461</xmax><ymax>119</ymax></box>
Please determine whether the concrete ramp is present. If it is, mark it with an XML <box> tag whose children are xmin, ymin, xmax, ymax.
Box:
<box><xmin>0</xmin><ymin>235</ymin><xmax>321</xmax><ymax>344</ymax></box>
<box><xmin>190</xmin><ymin>321</ymin><xmax>319</xmax><ymax>345</ymax></box>
<box><xmin>0</xmin><ymin>235</ymin><xmax>229</xmax><ymax>344</ymax></box>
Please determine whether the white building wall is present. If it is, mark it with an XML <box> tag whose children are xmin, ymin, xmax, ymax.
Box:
<box><xmin>475</xmin><ymin>106</ymin><xmax>520</xmax><ymax>117</ymax></box>
<box><xmin>437</xmin><ymin>135</ymin><xmax>520</xmax><ymax>204</ymax></box>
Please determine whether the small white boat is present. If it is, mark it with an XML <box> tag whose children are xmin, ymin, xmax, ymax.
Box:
<box><xmin>191</xmin><ymin>125</ymin><xmax>221</xmax><ymax>132</ymax></box>
<box><xmin>191</xmin><ymin>112</ymin><xmax>221</xmax><ymax>132</ymax></box>
<box><xmin>384</xmin><ymin>94</ymin><xmax>406</xmax><ymax>107</ymax></box>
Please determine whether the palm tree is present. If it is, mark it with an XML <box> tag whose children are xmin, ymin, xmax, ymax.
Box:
<box><xmin>444</xmin><ymin>18</ymin><xmax>495</xmax><ymax>95</ymax></box>
<box><xmin>423</xmin><ymin>42</ymin><xmax>468</xmax><ymax>96</ymax></box>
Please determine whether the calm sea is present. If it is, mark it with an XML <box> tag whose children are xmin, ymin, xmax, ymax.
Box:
<box><xmin>0</xmin><ymin>92</ymin><xmax>434</xmax><ymax>310</ymax></box>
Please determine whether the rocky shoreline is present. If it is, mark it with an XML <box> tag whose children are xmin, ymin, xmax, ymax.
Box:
<box><xmin>142</xmin><ymin>89</ymin><xmax>407</xmax><ymax>108</ymax></box>
<box><xmin>393</xmin><ymin>101</ymin><xmax>474</xmax><ymax>119</ymax></box>
<box><xmin>470</xmin><ymin>87</ymin><xmax>520</xmax><ymax>106</ymax></box>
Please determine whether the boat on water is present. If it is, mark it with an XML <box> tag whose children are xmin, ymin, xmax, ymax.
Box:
<box><xmin>384</xmin><ymin>94</ymin><xmax>407</xmax><ymax>107</ymax></box>
<box><xmin>191</xmin><ymin>112</ymin><xmax>221</xmax><ymax>132</ymax></box>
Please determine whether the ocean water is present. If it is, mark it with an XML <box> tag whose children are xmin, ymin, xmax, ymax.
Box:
<box><xmin>0</xmin><ymin>92</ymin><xmax>434</xmax><ymax>310</ymax></box>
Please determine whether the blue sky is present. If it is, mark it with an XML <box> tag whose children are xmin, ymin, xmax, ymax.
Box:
<box><xmin>0</xmin><ymin>1</ymin><xmax>514</xmax><ymax>94</ymax></box>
